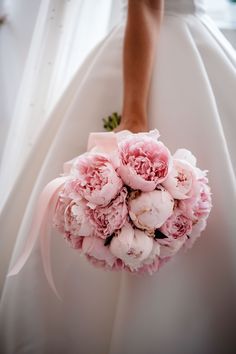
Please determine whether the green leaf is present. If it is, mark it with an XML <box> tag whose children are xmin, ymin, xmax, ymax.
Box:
<box><xmin>103</xmin><ymin>112</ymin><xmax>122</xmax><ymax>131</ymax></box>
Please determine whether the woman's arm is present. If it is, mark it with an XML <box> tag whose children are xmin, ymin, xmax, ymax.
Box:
<box><xmin>116</xmin><ymin>0</ymin><xmax>164</xmax><ymax>133</ymax></box>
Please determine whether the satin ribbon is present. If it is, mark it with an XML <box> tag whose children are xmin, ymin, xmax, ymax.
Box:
<box><xmin>87</xmin><ymin>131</ymin><xmax>118</xmax><ymax>152</ymax></box>
<box><xmin>7</xmin><ymin>177</ymin><xmax>68</xmax><ymax>300</ymax></box>
<box><xmin>7</xmin><ymin>132</ymin><xmax>120</xmax><ymax>299</ymax></box>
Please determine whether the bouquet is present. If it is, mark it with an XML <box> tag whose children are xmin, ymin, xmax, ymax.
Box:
<box><xmin>53</xmin><ymin>128</ymin><xmax>212</xmax><ymax>274</ymax></box>
<box><xmin>8</xmin><ymin>115</ymin><xmax>212</xmax><ymax>298</ymax></box>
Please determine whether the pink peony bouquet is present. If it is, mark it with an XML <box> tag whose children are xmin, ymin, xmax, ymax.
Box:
<box><xmin>52</xmin><ymin>128</ymin><xmax>212</xmax><ymax>275</ymax></box>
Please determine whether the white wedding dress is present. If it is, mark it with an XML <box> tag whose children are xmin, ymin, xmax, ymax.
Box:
<box><xmin>1</xmin><ymin>1</ymin><xmax>236</xmax><ymax>353</ymax></box>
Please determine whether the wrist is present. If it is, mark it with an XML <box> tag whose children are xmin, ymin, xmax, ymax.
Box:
<box><xmin>121</xmin><ymin>109</ymin><xmax>147</xmax><ymax>126</ymax></box>
<box><xmin>116</xmin><ymin>113</ymin><xmax>148</xmax><ymax>133</ymax></box>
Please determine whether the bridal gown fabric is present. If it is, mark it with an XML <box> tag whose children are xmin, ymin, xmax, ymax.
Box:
<box><xmin>1</xmin><ymin>0</ymin><xmax>236</xmax><ymax>353</ymax></box>
<box><xmin>0</xmin><ymin>0</ymin><xmax>119</xmax><ymax>209</ymax></box>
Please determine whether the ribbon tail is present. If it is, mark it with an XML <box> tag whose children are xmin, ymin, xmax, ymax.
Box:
<box><xmin>40</xmin><ymin>185</ymin><xmax>63</xmax><ymax>301</ymax></box>
<box><xmin>7</xmin><ymin>178</ymin><xmax>67</xmax><ymax>299</ymax></box>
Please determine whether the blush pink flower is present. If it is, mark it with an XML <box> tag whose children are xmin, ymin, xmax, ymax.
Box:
<box><xmin>67</xmin><ymin>152</ymin><xmax>123</xmax><ymax>207</ymax></box>
<box><xmin>137</xmin><ymin>255</ymin><xmax>160</xmax><ymax>275</ymax></box>
<box><xmin>157</xmin><ymin>237</ymin><xmax>186</xmax><ymax>258</ymax></box>
<box><xmin>53</xmin><ymin>194</ymin><xmax>88</xmax><ymax>250</ymax></box>
<box><xmin>128</xmin><ymin>188</ymin><xmax>174</xmax><ymax>235</ymax></box>
<box><xmin>82</xmin><ymin>236</ymin><xmax>116</xmax><ymax>267</ymax></box>
<box><xmin>192</xmin><ymin>182</ymin><xmax>212</xmax><ymax>219</ymax></box>
<box><xmin>162</xmin><ymin>159</ymin><xmax>198</xmax><ymax>200</ymax></box>
<box><xmin>173</xmin><ymin>148</ymin><xmax>197</xmax><ymax>166</ymax></box>
<box><xmin>179</xmin><ymin>180</ymin><xmax>212</xmax><ymax>221</ymax></box>
<box><xmin>85</xmin><ymin>256</ymin><xmax>126</xmax><ymax>271</ymax></box>
<box><xmin>160</xmin><ymin>208</ymin><xmax>193</xmax><ymax>239</ymax></box>
<box><xmin>53</xmin><ymin>192</ymin><xmax>93</xmax><ymax>236</ymax></box>
<box><xmin>109</xmin><ymin>222</ymin><xmax>153</xmax><ymax>271</ymax></box>
<box><xmin>53</xmin><ymin>194</ymin><xmax>71</xmax><ymax>233</ymax></box>
<box><xmin>64</xmin><ymin>199</ymin><xmax>94</xmax><ymax>237</ymax></box>
<box><xmin>184</xmin><ymin>218</ymin><xmax>207</xmax><ymax>250</ymax></box>
<box><xmin>87</xmin><ymin>187</ymin><xmax>128</xmax><ymax>239</ymax></box>
<box><xmin>65</xmin><ymin>234</ymin><xmax>84</xmax><ymax>251</ymax></box>
<box><xmin>85</xmin><ymin>256</ymin><xmax>110</xmax><ymax>270</ymax></box>
<box><xmin>115</xmin><ymin>128</ymin><xmax>160</xmax><ymax>144</ymax></box>
<box><xmin>117</xmin><ymin>134</ymin><xmax>172</xmax><ymax>192</ymax></box>
<box><xmin>136</xmin><ymin>240</ymin><xmax>161</xmax><ymax>274</ymax></box>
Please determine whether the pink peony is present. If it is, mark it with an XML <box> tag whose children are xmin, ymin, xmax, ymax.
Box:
<box><xmin>53</xmin><ymin>194</ymin><xmax>71</xmax><ymax>233</ymax></box>
<box><xmin>128</xmin><ymin>188</ymin><xmax>174</xmax><ymax>235</ymax></box>
<box><xmin>142</xmin><ymin>239</ymin><xmax>161</xmax><ymax>264</ymax></box>
<box><xmin>179</xmin><ymin>180</ymin><xmax>212</xmax><ymax>221</ymax></box>
<box><xmin>65</xmin><ymin>234</ymin><xmax>84</xmax><ymax>251</ymax></box>
<box><xmin>82</xmin><ymin>236</ymin><xmax>116</xmax><ymax>267</ymax></box>
<box><xmin>184</xmin><ymin>218</ymin><xmax>207</xmax><ymax>250</ymax></box>
<box><xmin>162</xmin><ymin>159</ymin><xmax>198</xmax><ymax>200</ymax></box>
<box><xmin>109</xmin><ymin>222</ymin><xmax>153</xmax><ymax>271</ymax></box>
<box><xmin>192</xmin><ymin>182</ymin><xmax>212</xmax><ymax>219</ymax></box>
<box><xmin>136</xmin><ymin>240</ymin><xmax>161</xmax><ymax>274</ymax></box>
<box><xmin>160</xmin><ymin>208</ymin><xmax>193</xmax><ymax>239</ymax></box>
<box><xmin>64</xmin><ymin>199</ymin><xmax>94</xmax><ymax>237</ymax></box>
<box><xmin>53</xmin><ymin>193</ymin><xmax>93</xmax><ymax>237</ymax></box>
<box><xmin>87</xmin><ymin>187</ymin><xmax>128</xmax><ymax>239</ymax></box>
<box><xmin>116</xmin><ymin>128</ymin><xmax>160</xmax><ymax>144</ymax></box>
<box><xmin>157</xmin><ymin>237</ymin><xmax>186</xmax><ymax>258</ymax></box>
<box><xmin>85</xmin><ymin>255</ymin><xmax>107</xmax><ymax>269</ymax></box>
<box><xmin>137</xmin><ymin>255</ymin><xmax>160</xmax><ymax>275</ymax></box>
<box><xmin>117</xmin><ymin>134</ymin><xmax>172</xmax><ymax>192</ymax></box>
<box><xmin>67</xmin><ymin>152</ymin><xmax>123</xmax><ymax>207</ymax></box>
<box><xmin>115</xmin><ymin>130</ymin><xmax>133</xmax><ymax>143</ymax></box>
<box><xmin>173</xmin><ymin>148</ymin><xmax>197</xmax><ymax>166</ymax></box>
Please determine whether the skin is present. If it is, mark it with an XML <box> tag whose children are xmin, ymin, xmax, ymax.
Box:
<box><xmin>115</xmin><ymin>0</ymin><xmax>164</xmax><ymax>133</ymax></box>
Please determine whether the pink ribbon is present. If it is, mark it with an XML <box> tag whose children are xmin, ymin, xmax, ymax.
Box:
<box><xmin>87</xmin><ymin>131</ymin><xmax>118</xmax><ymax>152</ymax></box>
<box><xmin>7</xmin><ymin>132</ymin><xmax>120</xmax><ymax>299</ymax></box>
<box><xmin>7</xmin><ymin>177</ymin><xmax>68</xmax><ymax>300</ymax></box>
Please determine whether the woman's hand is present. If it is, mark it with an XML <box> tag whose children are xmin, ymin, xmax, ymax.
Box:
<box><xmin>114</xmin><ymin>113</ymin><xmax>148</xmax><ymax>133</ymax></box>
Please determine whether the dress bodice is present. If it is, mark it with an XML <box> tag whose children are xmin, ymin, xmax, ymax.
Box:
<box><xmin>164</xmin><ymin>0</ymin><xmax>205</xmax><ymax>14</ymax></box>
<box><xmin>121</xmin><ymin>0</ymin><xmax>206</xmax><ymax>18</ymax></box>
